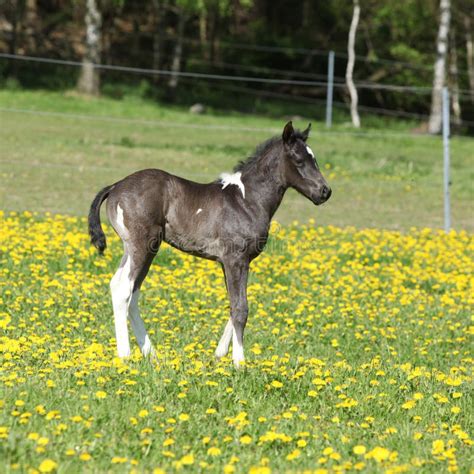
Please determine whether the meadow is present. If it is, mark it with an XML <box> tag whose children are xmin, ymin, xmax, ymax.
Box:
<box><xmin>0</xmin><ymin>90</ymin><xmax>473</xmax><ymax>473</ymax></box>
<box><xmin>0</xmin><ymin>212</ymin><xmax>472</xmax><ymax>473</ymax></box>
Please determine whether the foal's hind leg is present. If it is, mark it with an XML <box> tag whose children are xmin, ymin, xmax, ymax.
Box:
<box><xmin>110</xmin><ymin>251</ymin><xmax>133</xmax><ymax>357</ymax></box>
<box><xmin>127</xmin><ymin>240</ymin><xmax>161</xmax><ymax>357</ymax></box>
<box><xmin>215</xmin><ymin>319</ymin><xmax>233</xmax><ymax>358</ymax></box>
<box><xmin>111</xmin><ymin>235</ymin><xmax>161</xmax><ymax>358</ymax></box>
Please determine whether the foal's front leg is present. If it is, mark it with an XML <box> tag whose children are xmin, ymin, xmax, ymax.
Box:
<box><xmin>221</xmin><ymin>259</ymin><xmax>249</xmax><ymax>367</ymax></box>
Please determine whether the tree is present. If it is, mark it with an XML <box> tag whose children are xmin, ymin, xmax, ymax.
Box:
<box><xmin>167</xmin><ymin>2</ymin><xmax>188</xmax><ymax>98</ymax></box>
<box><xmin>428</xmin><ymin>0</ymin><xmax>451</xmax><ymax>134</ymax></box>
<box><xmin>449</xmin><ymin>27</ymin><xmax>461</xmax><ymax>126</ymax></box>
<box><xmin>151</xmin><ymin>0</ymin><xmax>168</xmax><ymax>81</ymax></box>
<box><xmin>24</xmin><ymin>0</ymin><xmax>38</xmax><ymax>52</ymax></box>
<box><xmin>464</xmin><ymin>14</ymin><xmax>474</xmax><ymax>103</ymax></box>
<box><xmin>346</xmin><ymin>0</ymin><xmax>361</xmax><ymax>128</ymax></box>
<box><xmin>77</xmin><ymin>0</ymin><xmax>102</xmax><ymax>95</ymax></box>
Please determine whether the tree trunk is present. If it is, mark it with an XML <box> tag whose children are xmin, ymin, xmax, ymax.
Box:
<box><xmin>24</xmin><ymin>0</ymin><xmax>38</xmax><ymax>52</ymax></box>
<box><xmin>449</xmin><ymin>28</ymin><xmax>461</xmax><ymax>126</ymax></box>
<box><xmin>209</xmin><ymin>8</ymin><xmax>218</xmax><ymax>64</ymax></box>
<box><xmin>199</xmin><ymin>10</ymin><xmax>208</xmax><ymax>58</ymax></box>
<box><xmin>428</xmin><ymin>0</ymin><xmax>450</xmax><ymax>134</ymax></box>
<box><xmin>77</xmin><ymin>0</ymin><xmax>102</xmax><ymax>96</ymax></box>
<box><xmin>152</xmin><ymin>0</ymin><xmax>165</xmax><ymax>81</ymax></box>
<box><xmin>7</xmin><ymin>0</ymin><xmax>23</xmax><ymax>79</ymax></box>
<box><xmin>167</xmin><ymin>9</ymin><xmax>186</xmax><ymax>99</ymax></box>
<box><xmin>346</xmin><ymin>0</ymin><xmax>361</xmax><ymax>128</ymax></box>
<box><xmin>302</xmin><ymin>0</ymin><xmax>311</xmax><ymax>28</ymax></box>
<box><xmin>464</xmin><ymin>15</ymin><xmax>474</xmax><ymax>104</ymax></box>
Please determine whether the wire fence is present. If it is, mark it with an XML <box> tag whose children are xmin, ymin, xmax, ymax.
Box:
<box><xmin>2</xmin><ymin>52</ymin><xmax>473</xmax><ymax>95</ymax></box>
<box><xmin>1</xmin><ymin>52</ymin><xmax>473</xmax><ymax>127</ymax></box>
<box><xmin>0</xmin><ymin>106</ymin><xmax>454</xmax><ymax>139</ymax></box>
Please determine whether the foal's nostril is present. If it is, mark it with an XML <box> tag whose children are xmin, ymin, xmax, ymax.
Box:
<box><xmin>321</xmin><ymin>185</ymin><xmax>332</xmax><ymax>200</ymax></box>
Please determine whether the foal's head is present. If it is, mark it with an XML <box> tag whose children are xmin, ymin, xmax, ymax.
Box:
<box><xmin>281</xmin><ymin>121</ymin><xmax>332</xmax><ymax>205</ymax></box>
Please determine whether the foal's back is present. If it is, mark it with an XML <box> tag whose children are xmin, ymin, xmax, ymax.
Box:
<box><xmin>105</xmin><ymin>168</ymin><xmax>238</xmax><ymax>260</ymax></box>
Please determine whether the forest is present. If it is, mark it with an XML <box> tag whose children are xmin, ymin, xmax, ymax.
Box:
<box><xmin>1</xmin><ymin>0</ymin><xmax>473</xmax><ymax>131</ymax></box>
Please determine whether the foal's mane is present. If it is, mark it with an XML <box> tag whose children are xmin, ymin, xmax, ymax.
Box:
<box><xmin>233</xmin><ymin>129</ymin><xmax>307</xmax><ymax>174</ymax></box>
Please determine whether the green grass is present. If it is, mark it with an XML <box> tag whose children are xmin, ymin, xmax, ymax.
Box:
<box><xmin>0</xmin><ymin>214</ymin><xmax>472</xmax><ymax>473</ymax></box>
<box><xmin>0</xmin><ymin>89</ymin><xmax>472</xmax><ymax>230</ymax></box>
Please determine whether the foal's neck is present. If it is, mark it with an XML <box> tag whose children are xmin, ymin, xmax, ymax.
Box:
<box><xmin>241</xmin><ymin>149</ymin><xmax>287</xmax><ymax>221</ymax></box>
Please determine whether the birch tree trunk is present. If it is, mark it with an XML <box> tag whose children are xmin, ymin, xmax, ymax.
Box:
<box><xmin>77</xmin><ymin>0</ymin><xmax>102</xmax><ymax>96</ymax></box>
<box><xmin>428</xmin><ymin>0</ymin><xmax>451</xmax><ymax>134</ymax></box>
<box><xmin>346</xmin><ymin>0</ymin><xmax>361</xmax><ymax>128</ymax></box>
<box><xmin>167</xmin><ymin>9</ymin><xmax>186</xmax><ymax>99</ymax></box>
<box><xmin>464</xmin><ymin>15</ymin><xmax>474</xmax><ymax>103</ymax></box>
<box><xmin>449</xmin><ymin>28</ymin><xmax>461</xmax><ymax>126</ymax></box>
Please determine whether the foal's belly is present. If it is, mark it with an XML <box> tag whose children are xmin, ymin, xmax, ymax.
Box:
<box><xmin>163</xmin><ymin>222</ymin><xmax>222</xmax><ymax>261</ymax></box>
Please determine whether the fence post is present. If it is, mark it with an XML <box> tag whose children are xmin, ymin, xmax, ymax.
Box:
<box><xmin>442</xmin><ymin>86</ymin><xmax>451</xmax><ymax>233</ymax></box>
<box><xmin>326</xmin><ymin>50</ymin><xmax>335</xmax><ymax>128</ymax></box>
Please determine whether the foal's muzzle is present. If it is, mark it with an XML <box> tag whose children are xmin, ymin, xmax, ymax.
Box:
<box><xmin>321</xmin><ymin>185</ymin><xmax>332</xmax><ymax>201</ymax></box>
<box><xmin>314</xmin><ymin>185</ymin><xmax>332</xmax><ymax>205</ymax></box>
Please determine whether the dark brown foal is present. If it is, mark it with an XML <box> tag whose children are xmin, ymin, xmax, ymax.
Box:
<box><xmin>89</xmin><ymin>122</ymin><xmax>331</xmax><ymax>366</ymax></box>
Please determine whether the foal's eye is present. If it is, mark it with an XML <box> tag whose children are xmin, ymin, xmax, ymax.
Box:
<box><xmin>294</xmin><ymin>157</ymin><xmax>305</xmax><ymax>167</ymax></box>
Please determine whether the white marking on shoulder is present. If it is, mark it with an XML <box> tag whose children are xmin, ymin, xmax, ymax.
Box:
<box><xmin>116</xmin><ymin>204</ymin><xmax>126</xmax><ymax>233</ymax></box>
<box><xmin>196</xmin><ymin>208</ymin><xmax>203</xmax><ymax>215</ymax></box>
<box><xmin>220</xmin><ymin>171</ymin><xmax>245</xmax><ymax>198</ymax></box>
<box><xmin>306</xmin><ymin>145</ymin><xmax>315</xmax><ymax>158</ymax></box>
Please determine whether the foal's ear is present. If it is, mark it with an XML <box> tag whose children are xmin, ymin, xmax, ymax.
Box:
<box><xmin>282</xmin><ymin>121</ymin><xmax>295</xmax><ymax>144</ymax></box>
<box><xmin>301</xmin><ymin>123</ymin><xmax>312</xmax><ymax>141</ymax></box>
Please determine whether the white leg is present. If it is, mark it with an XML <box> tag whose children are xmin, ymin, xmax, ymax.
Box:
<box><xmin>232</xmin><ymin>322</ymin><xmax>245</xmax><ymax>367</ymax></box>
<box><xmin>110</xmin><ymin>256</ymin><xmax>132</xmax><ymax>358</ymax></box>
<box><xmin>215</xmin><ymin>319</ymin><xmax>233</xmax><ymax>358</ymax></box>
<box><xmin>129</xmin><ymin>290</ymin><xmax>155</xmax><ymax>357</ymax></box>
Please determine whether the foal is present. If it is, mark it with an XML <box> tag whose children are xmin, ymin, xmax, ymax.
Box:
<box><xmin>88</xmin><ymin>122</ymin><xmax>331</xmax><ymax>366</ymax></box>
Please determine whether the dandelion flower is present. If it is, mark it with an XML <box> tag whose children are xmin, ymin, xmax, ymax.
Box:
<box><xmin>38</xmin><ymin>459</ymin><xmax>57</xmax><ymax>473</ymax></box>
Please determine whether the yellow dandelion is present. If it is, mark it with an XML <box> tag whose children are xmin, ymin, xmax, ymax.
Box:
<box><xmin>207</xmin><ymin>446</ymin><xmax>221</xmax><ymax>456</ymax></box>
<box><xmin>353</xmin><ymin>445</ymin><xmax>366</xmax><ymax>455</ymax></box>
<box><xmin>38</xmin><ymin>459</ymin><xmax>57</xmax><ymax>473</ymax></box>
<box><xmin>401</xmin><ymin>400</ymin><xmax>416</xmax><ymax>410</ymax></box>
<box><xmin>181</xmin><ymin>454</ymin><xmax>194</xmax><ymax>465</ymax></box>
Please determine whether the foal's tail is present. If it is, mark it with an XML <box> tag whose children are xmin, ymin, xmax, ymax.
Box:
<box><xmin>88</xmin><ymin>185</ymin><xmax>113</xmax><ymax>255</ymax></box>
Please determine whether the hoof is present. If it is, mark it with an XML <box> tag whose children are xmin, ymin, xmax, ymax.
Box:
<box><xmin>117</xmin><ymin>350</ymin><xmax>131</xmax><ymax>358</ymax></box>
<box><xmin>215</xmin><ymin>347</ymin><xmax>229</xmax><ymax>359</ymax></box>
<box><xmin>233</xmin><ymin>359</ymin><xmax>245</xmax><ymax>369</ymax></box>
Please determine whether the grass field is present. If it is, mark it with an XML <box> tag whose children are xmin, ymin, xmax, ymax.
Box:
<box><xmin>0</xmin><ymin>89</ymin><xmax>472</xmax><ymax>230</ymax></box>
<box><xmin>1</xmin><ymin>213</ymin><xmax>473</xmax><ymax>473</ymax></box>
